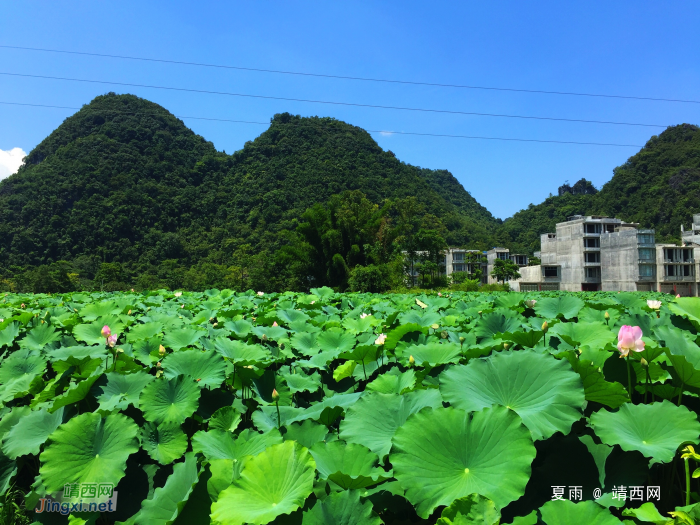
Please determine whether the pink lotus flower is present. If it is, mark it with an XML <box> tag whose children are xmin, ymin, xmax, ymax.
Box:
<box><xmin>677</xmin><ymin>294</ymin><xmax>681</xmax><ymax>298</ymax></box>
<box><xmin>375</xmin><ymin>333</ymin><xmax>387</xmax><ymax>345</ymax></box>
<box><xmin>107</xmin><ymin>334</ymin><xmax>118</xmax><ymax>348</ymax></box>
<box><xmin>272</xmin><ymin>321</ymin><xmax>278</xmax><ymax>327</ymax></box>
<box><xmin>101</xmin><ymin>325</ymin><xmax>111</xmax><ymax>338</ymax></box>
<box><xmin>438</xmin><ymin>292</ymin><xmax>442</xmax><ymax>297</ymax></box>
<box><xmin>617</xmin><ymin>325</ymin><xmax>644</xmax><ymax>358</ymax></box>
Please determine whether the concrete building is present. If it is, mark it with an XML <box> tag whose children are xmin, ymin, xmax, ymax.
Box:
<box><xmin>681</xmin><ymin>214</ymin><xmax>700</xmax><ymax>245</ymax></box>
<box><xmin>511</xmin><ymin>214</ymin><xmax>700</xmax><ymax>295</ymax></box>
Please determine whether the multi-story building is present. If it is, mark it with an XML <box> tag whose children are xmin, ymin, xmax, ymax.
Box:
<box><xmin>510</xmin><ymin>214</ymin><xmax>700</xmax><ymax>295</ymax></box>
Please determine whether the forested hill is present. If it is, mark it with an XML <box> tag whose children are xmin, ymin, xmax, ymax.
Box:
<box><xmin>0</xmin><ymin>93</ymin><xmax>500</xmax><ymax>291</ymax></box>
<box><xmin>501</xmin><ymin>124</ymin><xmax>700</xmax><ymax>253</ymax></box>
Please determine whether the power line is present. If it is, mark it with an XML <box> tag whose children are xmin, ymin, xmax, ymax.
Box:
<box><xmin>0</xmin><ymin>71</ymin><xmax>669</xmax><ymax>129</ymax></box>
<box><xmin>0</xmin><ymin>100</ymin><xmax>646</xmax><ymax>147</ymax></box>
<box><xmin>2</xmin><ymin>44</ymin><xmax>699</xmax><ymax>105</ymax></box>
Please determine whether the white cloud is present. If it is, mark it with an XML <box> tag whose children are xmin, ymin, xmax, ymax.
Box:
<box><xmin>379</xmin><ymin>131</ymin><xmax>394</xmax><ymax>137</ymax></box>
<box><xmin>0</xmin><ymin>147</ymin><xmax>27</xmax><ymax>181</ymax></box>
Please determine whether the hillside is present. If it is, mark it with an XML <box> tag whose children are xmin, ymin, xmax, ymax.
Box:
<box><xmin>502</xmin><ymin>124</ymin><xmax>700</xmax><ymax>253</ymax></box>
<box><xmin>0</xmin><ymin>93</ymin><xmax>499</xmax><ymax>291</ymax></box>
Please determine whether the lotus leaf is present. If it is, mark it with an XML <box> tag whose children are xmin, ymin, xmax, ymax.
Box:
<box><xmin>211</xmin><ymin>441</ymin><xmax>316</xmax><ymax>525</ymax></box>
<box><xmin>440</xmin><ymin>350</ymin><xmax>585</xmax><ymax>440</ymax></box>
<box><xmin>391</xmin><ymin>406</ymin><xmax>535</xmax><ymax>516</ymax></box>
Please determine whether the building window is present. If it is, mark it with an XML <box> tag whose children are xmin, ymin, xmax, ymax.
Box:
<box><xmin>585</xmin><ymin>267</ymin><xmax>601</xmax><ymax>279</ymax></box>
<box><xmin>543</xmin><ymin>266</ymin><xmax>559</xmax><ymax>277</ymax></box>
<box><xmin>584</xmin><ymin>238</ymin><xmax>600</xmax><ymax>248</ymax></box>
<box><xmin>685</xmin><ymin>265</ymin><xmax>694</xmax><ymax>277</ymax></box>
<box><xmin>585</xmin><ymin>224</ymin><xmax>602</xmax><ymax>234</ymax></box>
<box><xmin>453</xmin><ymin>252</ymin><xmax>465</xmax><ymax>261</ymax></box>
<box><xmin>683</xmin><ymin>249</ymin><xmax>693</xmax><ymax>262</ymax></box>
<box><xmin>584</xmin><ymin>252</ymin><xmax>601</xmax><ymax>263</ymax></box>
<box><xmin>638</xmin><ymin>248</ymin><xmax>655</xmax><ymax>261</ymax></box>
<box><xmin>666</xmin><ymin>265</ymin><xmax>679</xmax><ymax>277</ymax></box>
<box><xmin>639</xmin><ymin>264</ymin><xmax>656</xmax><ymax>277</ymax></box>
<box><xmin>497</xmin><ymin>252</ymin><xmax>509</xmax><ymax>260</ymax></box>
<box><xmin>637</xmin><ymin>233</ymin><xmax>655</xmax><ymax>244</ymax></box>
<box><xmin>453</xmin><ymin>264</ymin><xmax>465</xmax><ymax>272</ymax></box>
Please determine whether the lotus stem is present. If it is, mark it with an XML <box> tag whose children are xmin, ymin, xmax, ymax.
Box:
<box><xmin>362</xmin><ymin>361</ymin><xmax>367</xmax><ymax>381</ymax></box>
<box><xmin>645</xmin><ymin>367</ymin><xmax>650</xmax><ymax>404</ymax></box>
<box><xmin>678</xmin><ymin>384</ymin><xmax>684</xmax><ymax>406</ymax></box>
<box><xmin>625</xmin><ymin>354</ymin><xmax>632</xmax><ymax>399</ymax></box>
<box><xmin>275</xmin><ymin>399</ymin><xmax>281</xmax><ymax>429</ymax></box>
<box><xmin>686</xmin><ymin>456</ymin><xmax>691</xmax><ymax>506</ymax></box>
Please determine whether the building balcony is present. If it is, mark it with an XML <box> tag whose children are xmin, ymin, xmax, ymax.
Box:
<box><xmin>583</xmin><ymin>261</ymin><xmax>602</xmax><ymax>266</ymax></box>
<box><xmin>662</xmin><ymin>275</ymin><xmax>696</xmax><ymax>282</ymax></box>
<box><xmin>638</xmin><ymin>259</ymin><xmax>656</xmax><ymax>265</ymax></box>
<box><xmin>583</xmin><ymin>276</ymin><xmax>602</xmax><ymax>283</ymax></box>
<box><xmin>638</xmin><ymin>275</ymin><xmax>657</xmax><ymax>282</ymax></box>
<box><xmin>664</xmin><ymin>259</ymin><xmax>695</xmax><ymax>264</ymax></box>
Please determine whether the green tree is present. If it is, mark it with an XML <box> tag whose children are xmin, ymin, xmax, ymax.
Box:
<box><xmin>490</xmin><ymin>259</ymin><xmax>521</xmax><ymax>284</ymax></box>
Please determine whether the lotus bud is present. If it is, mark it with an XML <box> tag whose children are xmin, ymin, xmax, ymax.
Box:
<box><xmin>604</xmin><ymin>311</ymin><xmax>610</xmax><ymax>320</ymax></box>
<box><xmin>0</xmin><ymin>319</ymin><xmax>3</xmax><ymax>323</ymax></box>
<box><xmin>209</xmin><ymin>317</ymin><xmax>214</xmax><ymax>322</ymax></box>
<box><xmin>273</xmin><ymin>321</ymin><xmax>279</xmax><ymax>327</ymax></box>
<box><xmin>409</xmin><ymin>355</ymin><xmax>415</xmax><ymax>366</ymax></box>
<box><xmin>262</xmin><ymin>334</ymin><xmax>268</xmax><ymax>341</ymax></box>
<box><xmin>504</xmin><ymin>343</ymin><xmax>510</xmax><ymax>349</ymax></box>
<box><xmin>107</xmin><ymin>334</ymin><xmax>118</xmax><ymax>347</ymax></box>
<box><xmin>677</xmin><ymin>294</ymin><xmax>681</xmax><ymax>298</ymax></box>
<box><xmin>541</xmin><ymin>321</ymin><xmax>548</xmax><ymax>333</ymax></box>
<box><xmin>213</xmin><ymin>322</ymin><xmax>218</xmax><ymax>327</ymax></box>
<box><xmin>640</xmin><ymin>357</ymin><xmax>648</xmax><ymax>367</ymax></box>
<box><xmin>156</xmin><ymin>361</ymin><xmax>161</xmax><ymax>367</ymax></box>
<box><xmin>271</xmin><ymin>388</ymin><xmax>280</xmax><ymax>401</ymax></box>
<box><xmin>181</xmin><ymin>304</ymin><xmax>184</xmax><ymax>309</ymax></box>
<box><xmin>159</xmin><ymin>345</ymin><xmax>166</xmax><ymax>356</ymax></box>
<box><xmin>128</xmin><ymin>309</ymin><xmax>132</xmax><ymax>315</ymax></box>
<box><xmin>21</xmin><ymin>303</ymin><xmax>25</xmax><ymax>309</ymax></box>
<box><xmin>101</xmin><ymin>325</ymin><xmax>111</xmax><ymax>338</ymax></box>
<box><xmin>459</xmin><ymin>336</ymin><xmax>465</xmax><ymax>343</ymax></box>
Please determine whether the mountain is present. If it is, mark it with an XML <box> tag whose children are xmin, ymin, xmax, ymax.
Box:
<box><xmin>0</xmin><ymin>93</ymin><xmax>499</xmax><ymax>291</ymax></box>
<box><xmin>501</xmin><ymin>124</ymin><xmax>700</xmax><ymax>253</ymax></box>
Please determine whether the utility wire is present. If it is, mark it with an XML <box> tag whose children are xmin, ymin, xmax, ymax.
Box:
<box><xmin>0</xmin><ymin>100</ymin><xmax>646</xmax><ymax>147</ymax></box>
<box><xmin>2</xmin><ymin>44</ymin><xmax>699</xmax><ymax>105</ymax></box>
<box><xmin>0</xmin><ymin>71</ymin><xmax>669</xmax><ymax>129</ymax></box>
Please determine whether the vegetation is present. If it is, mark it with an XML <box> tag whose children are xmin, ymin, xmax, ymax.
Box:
<box><xmin>1</xmin><ymin>290</ymin><xmax>700</xmax><ymax>524</ymax></box>
<box><xmin>490</xmin><ymin>259</ymin><xmax>522</xmax><ymax>284</ymax></box>
<box><xmin>0</xmin><ymin>93</ymin><xmax>501</xmax><ymax>293</ymax></box>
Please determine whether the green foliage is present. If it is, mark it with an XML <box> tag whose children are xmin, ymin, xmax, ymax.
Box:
<box><xmin>490</xmin><ymin>259</ymin><xmax>521</xmax><ymax>283</ymax></box>
<box><xmin>0</xmin><ymin>94</ymin><xmax>500</xmax><ymax>292</ymax></box>
<box><xmin>0</xmin><ymin>288</ymin><xmax>698</xmax><ymax>523</ymax></box>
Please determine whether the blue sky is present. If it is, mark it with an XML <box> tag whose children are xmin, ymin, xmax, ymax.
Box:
<box><xmin>1</xmin><ymin>1</ymin><xmax>699</xmax><ymax>218</ymax></box>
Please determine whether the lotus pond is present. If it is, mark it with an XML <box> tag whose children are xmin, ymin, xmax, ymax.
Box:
<box><xmin>1</xmin><ymin>289</ymin><xmax>700</xmax><ymax>524</ymax></box>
